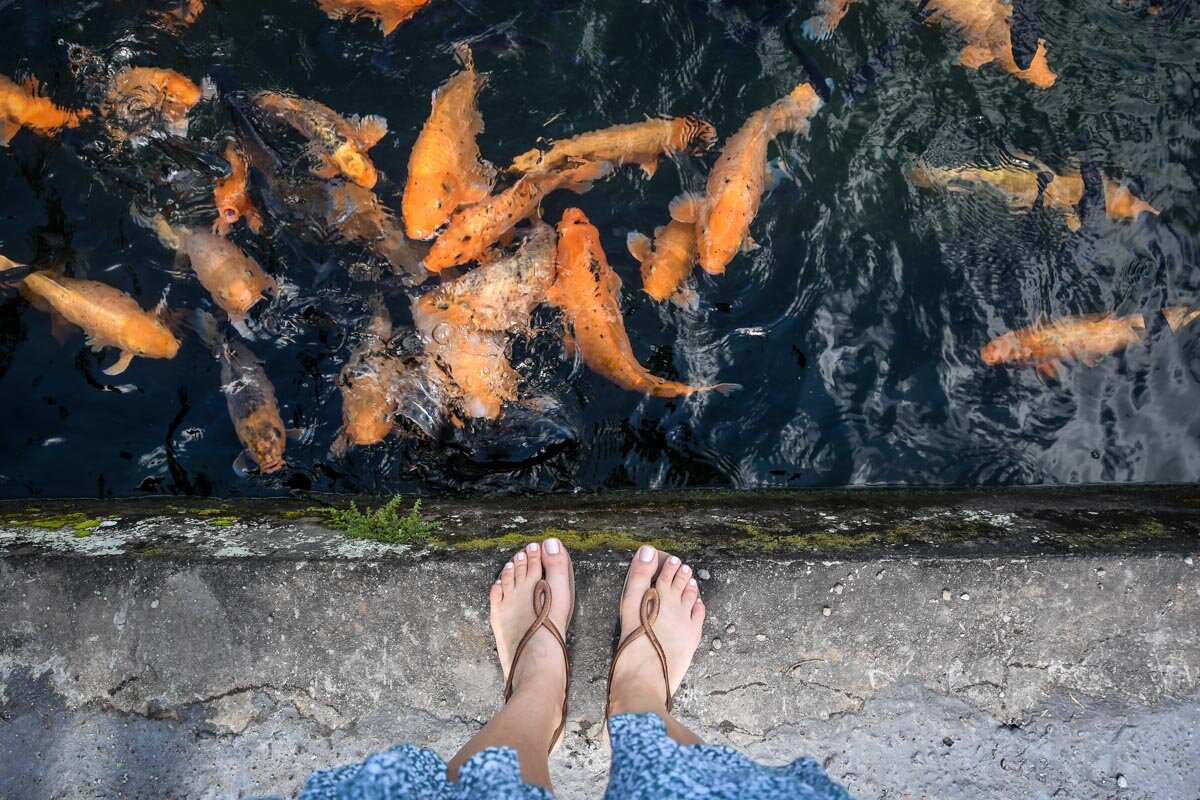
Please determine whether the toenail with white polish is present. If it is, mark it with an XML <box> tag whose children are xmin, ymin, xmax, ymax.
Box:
<box><xmin>545</xmin><ymin>538</ymin><xmax>561</xmax><ymax>554</ymax></box>
<box><xmin>527</xmin><ymin>542</ymin><xmax>539</xmax><ymax>553</ymax></box>
<box><xmin>638</xmin><ymin>545</ymin><xmax>656</xmax><ymax>562</ymax></box>
<box><xmin>515</xmin><ymin>552</ymin><xmax>526</xmax><ymax>561</ymax></box>
<box><xmin>689</xmin><ymin>578</ymin><xmax>697</xmax><ymax>587</ymax></box>
<box><xmin>669</xmin><ymin>556</ymin><xmax>680</xmax><ymax>565</ymax></box>
<box><xmin>682</xmin><ymin>564</ymin><xmax>692</xmax><ymax>575</ymax></box>
<box><xmin>504</xmin><ymin>562</ymin><xmax>514</xmax><ymax>570</ymax></box>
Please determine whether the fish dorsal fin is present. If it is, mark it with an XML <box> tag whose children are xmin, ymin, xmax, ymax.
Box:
<box><xmin>626</xmin><ymin>231</ymin><xmax>652</xmax><ymax>264</ymax></box>
<box><xmin>668</xmin><ymin>192</ymin><xmax>702</xmax><ymax>224</ymax></box>
<box><xmin>18</xmin><ymin>75</ymin><xmax>44</xmax><ymax>97</ymax></box>
<box><xmin>353</xmin><ymin>114</ymin><xmax>388</xmax><ymax>149</ymax></box>
<box><xmin>652</xmin><ymin>225</ymin><xmax>666</xmax><ymax>239</ymax></box>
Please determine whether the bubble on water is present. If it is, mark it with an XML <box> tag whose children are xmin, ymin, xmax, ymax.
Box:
<box><xmin>432</xmin><ymin>323</ymin><xmax>451</xmax><ymax>344</ymax></box>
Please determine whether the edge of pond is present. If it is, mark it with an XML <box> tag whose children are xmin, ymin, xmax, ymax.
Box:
<box><xmin>1</xmin><ymin>484</ymin><xmax>1198</xmax><ymax>560</ymax></box>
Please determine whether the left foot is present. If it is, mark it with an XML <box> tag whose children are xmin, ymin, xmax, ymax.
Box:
<box><xmin>488</xmin><ymin>537</ymin><xmax>573</xmax><ymax>749</ymax></box>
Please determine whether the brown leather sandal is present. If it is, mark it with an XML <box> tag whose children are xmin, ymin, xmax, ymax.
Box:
<box><xmin>604</xmin><ymin>586</ymin><xmax>672</xmax><ymax>720</ymax></box>
<box><xmin>502</xmin><ymin>577</ymin><xmax>572</xmax><ymax>754</ymax></box>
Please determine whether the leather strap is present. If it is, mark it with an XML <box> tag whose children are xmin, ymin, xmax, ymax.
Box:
<box><xmin>605</xmin><ymin>587</ymin><xmax>672</xmax><ymax>720</ymax></box>
<box><xmin>503</xmin><ymin>578</ymin><xmax>570</xmax><ymax>754</ymax></box>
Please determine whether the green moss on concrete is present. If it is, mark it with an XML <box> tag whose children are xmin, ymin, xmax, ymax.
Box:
<box><xmin>207</xmin><ymin>517</ymin><xmax>240</xmax><ymax>527</ymax></box>
<box><xmin>196</xmin><ymin>508</ymin><xmax>227</xmax><ymax>517</ymax></box>
<box><xmin>5</xmin><ymin>512</ymin><xmax>108</xmax><ymax>532</ymax></box>
<box><xmin>437</xmin><ymin>528</ymin><xmax>683</xmax><ymax>553</ymax></box>
<box><xmin>280</xmin><ymin>507</ymin><xmax>335</xmax><ymax>520</ymax></box>
<box><xmin>1056</xmin><ymin>519</ymin><xmax>1171</xmax><ymax>548</ymax></box>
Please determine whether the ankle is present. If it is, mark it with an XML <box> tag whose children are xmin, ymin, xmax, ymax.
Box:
<box><xmin>607</xmin><ymin>675</ymin><xmax>669</xmax><ymax>719</ymax></box>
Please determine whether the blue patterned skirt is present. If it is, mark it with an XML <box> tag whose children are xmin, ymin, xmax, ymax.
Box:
<box><xmin>292</xmin><ymin>713</ymin><xmax>852</xmax><ymax>800</ymax></box>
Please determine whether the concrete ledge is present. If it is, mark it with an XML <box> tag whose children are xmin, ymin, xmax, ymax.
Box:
<box><xmin>1</xmin><ymin>489</ymin><xmax>1198</xmax><ymax>799</ymax></box>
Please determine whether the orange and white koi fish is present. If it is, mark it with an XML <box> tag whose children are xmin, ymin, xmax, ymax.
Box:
<box><xmin>136</xmin><ymin>210</ymin><xmax>276</xmax><ymax>337</ymax></box>
<box><xmin>412</xmin><ymin>225</ymin><xmax>556</xmax><ymax>419</ymax></box>
<box><xmin>255</xmin><ymin>91</ymin><xmax>386</xmax><ymax>189</ymax></box>
<box><xmin>0</xmin><ymin>260</ymin><xmax>179</xmax><ymax>375</ymax></box>
<box><xmin>802</xmin><ymin>0</ymin><xmax>859</xmax><ymax>39</ymax></box>
<box><xmin>695</xmin><ymin>83</ymin><xmax>823</xmax><ymax>275</ymax></box>
<box><xmin>106</xmin><ymin>67</ymin><xmax>203</xmax><ymax>137</ymax></box>
<box><xmin>981</xmin><ymin>306</ymin><xmax>1200</xmax><ymax>379</ymax></box>
<box><xmin>627</xmin><ymin>193</ymin><xmax>702</xmax><ymax>309</ymax></box>
<box><xmin>423</xmin><ymin>160</ymin><xmax>612</xmax><ymax>272</ymax></box>
<box><xmin>0</xmin><ymin>73</ymin><xmax>90</xmax><ymax>146</ymax></box>
<box><xmin>331</xmin><ymin>303</ymin><xmax>403</xmax><ymax>453</ymax></box>
<box><xmin>402</xmin><ymin>45</ymin><xmax>494</xmax><ymax>241</ymax></box>
<box><xmin>551</xmin><ymin>208</ymin><xmax>738</xmax><ymax>397</ymax></box>
<box><xmin>509</xmin><ymin>115</ymin><xmax>717</xmax><ymax>178</ymax></box>
<box><xmin>416</xmin><ymin>222</ymin><xmax>555</xmax><ymax>332</ymax></box>
<box><xmin>213</xmin><ymin>142</ymin><xmax>264</xmax><ymax>236</ymax></box>
<box><xmin>922</xmin><ymin>0</ymin><xmax>1056</xmax><ymax>87</ymax></box>
<box><xmin>316</xmin><ymin>0</ymin><xmax>433</xmax><ymax>35</ymax></box>
<box><xmin>906</xmin><ymin>156</ymin><xmax>1159</xmax><ymax>231</ymax></box>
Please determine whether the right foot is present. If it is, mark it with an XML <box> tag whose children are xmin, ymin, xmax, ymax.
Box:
<box><xmin>607</xmin><ymin>545</ymin><xmax>706</xmax><ymax>717</ymax></box>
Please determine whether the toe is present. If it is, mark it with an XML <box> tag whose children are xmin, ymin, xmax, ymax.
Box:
<box><xmin>540</xmin><ymin>537</ymin><xmax>572</xmax><ymax>617</ymax></box>
<box><xmin>489</xmin><ymin>579</ymin><xmax>504</xmax><ymax>607</ymax></box>
<box><xmin>656</xmin><ymin>554</ymin><xmax>682</xmax><ymax>595</ymax></box>
<box><xmin>623</xmin><ymin>544</ymin><xmax>661</xmax><ymax>615</ymax></box>
<box><xmin>513</xmin><ymin>549</ymin><xmax>528</xmax><ymax>582</ymax></box>
<box><xmin>691</xmin><ymin>596</ymin><xmax>706</xmax><ymax>625</ymax></box>
<box><xmin>672</xmin><ymin>562</ymin><xmax>693</xmax><ymax>594</ymax></box>
<box><xmin>500</xmin><ymin>560</ymin><xmax>516</xmax><ymax>593</ymax></box>
<box><xmin>523</xmin><ymin>541</ymin><xmax>543</xmax><ymax>582</ymax></box>
<box><xmin>682</xmin><ymin>573</ymin><xmax>700</xmax><ymax>606</ymax></box>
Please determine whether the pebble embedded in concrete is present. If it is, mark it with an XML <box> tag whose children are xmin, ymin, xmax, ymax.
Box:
<box><xmin>725</xmin><ymin>624</ymin><xmax>736</xmax><ymax>635</ymax></box>
<box><xmin>960</xmin><ymin>593</ymin><xmax>970</xmax><ymax>601</ymax></box>
<box><xmin>755</xmin><ymin>633</ymin><xmax>766</xmax><ymax>641</ymax></box>
<box><xmin>832</xmin><ymin>583</ymin><xmax>844</xmax><ymax>595</ymax></box>
<box><xmin>1095</xmin><ymin>567</ymin><xmax>1106</xmax><ymax>577</ymax></box>
<box><xmin>697</xmin><ymin>568</ymin><xmax>711</xmax><ymax>580</ymax></box>
<box><xmin>712</xmin><ymin>638</ymin><xmax>722</xmax><ymax>650</ymax></box>
<box><xmin>876</xmin><ymin>569</ymin><xmax>885</xmax><ymax>579</ymax></box>
<box><xmin>822</xmin><ymin>606</ymin><xmax>831</xmax><ymax>616</ymax></box>
<box><xmin>942</xmin><ymin>589</ymin><xmax>951</xmax><ymax>601</ymax></box>
<box><xmin>1116</xmin><ymin>774</ymin><xmax>1128</xmax><ymax>788</ymax></box>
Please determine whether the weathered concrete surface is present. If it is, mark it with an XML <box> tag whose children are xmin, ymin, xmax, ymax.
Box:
<box><xmin>0</xmin><ymin>489</ymin><xmax>1198</xmax><ymax>799</ymax></box>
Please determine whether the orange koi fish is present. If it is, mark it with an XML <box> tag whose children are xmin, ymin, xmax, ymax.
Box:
<box><xmin>508</xmin><ymin>115</ymin><xmax>717</xmax><ymax>178</ymax></box>
<box><xmin>106</xmin><ymin>67</ymin><xmax>203</xmax><ymax>137</ymax></box>
<box><xmin>316</xmin><ymin>0</ymin><xmax>433</xmax><ymax>35</ymax></box>
<box><xmin>802</xmin><ymin>0</ymin><xmax>859</xmax><ymax>39</ymax></box>
<box><xmin>325</xmin><ymin>181</ymin><xmax>424</xmax><ymax>275</ymax></box>
<box><xmin>402</xmin><ymin>45</ymin><xmax>494</xmax><ymax>241</ymax></box>
<box><xmin>0</xmin><ymin>74</ymin><xmax>90</xmax><ymax>146</ymax></box>
<box><xmin>412</xmin><ymin>225</ymin><xmax>556</xmax><ymax>420</ymax></box>
<box><xmin>415</xmin><ymin>222</ymin><xmax>555</xmax><ymax>332</ymax></box>
<box><xmin>0</xmin><ymin>261</ymin><xmax>179</xmax><ymax>375</ymax></box>
<box><xmin>213</xmin><ymin>142</ymin><xmax>264</xmax><ymax>236</ymax></box>
<box><xmin>981</xmin><ymin>306</ymin><xmax>1200</xmax><ymax>379</ymax></box>
<box><xmin>627</xmin><ymin>193</ymin><xmax>702</xmax><ymax>309</ymax></box>
<box><xmin>906</xmin><ymin>156</ymin><xmax>1159</xmax><ymax>231</ymax></box>
<box><xmin>331</xmin><ymin>303</ymin><xmax>403</xmax><ymax>453</ymax></box>
<box><xmin>423</xmin><ymin>160</ymin><xmax>612</xmax><ymax>272</ymax></box>
<box><xmin>255</xmin><ymin>91</ymin><xmax>386</xmax><ymax>189</ymax></box>
<box><xmin>136</xmin><ymin>210</ymin><xmax>276</xmax><ymax>337</ymax></box>
<box><xmin>196</xmin><ymin>310</ymin><xmax>291</xmax><ymax>475</ymax></box>
<box><xmin>550</xmin><ymin>208</ymin><xmax>738</xmax><ymax>397</ymax></box>
<box><xmin>695</xmin><ymin>82</ymin><xmax>823</xmax><ymax>275</ymax></box>
<box><xmin>922</xmin><ymin>0</ymin><xmax>1056</xmax><ymax>87</ymax></box>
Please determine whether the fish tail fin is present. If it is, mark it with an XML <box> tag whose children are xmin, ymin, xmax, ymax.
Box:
<box><xmin>903</xmin><ymin>155</ymin><xmax>935</xmax><ymax>189</ymax></box>
<box><xmin>0</xmin><ymin>254</ymin><xmax>27</xmax><ymax>275</ymax></box>
<box><xmin>130</xmin><ymin>204</ymin><xmax>186</xmax><ymax>252</ymax></box>
<box><xmin>680</xmin><ymin>115</ymin><xmax>717</xmax><ymax>154</ymax></box>
<box><xmin>328</xmin><ymin>431</ymin><xmax>352</xmax><ymax>459</ymax></box>
<box><xmin>626</xmin><ymin>231</ymin><xmax>652</xmax><ymax>264</ymax></box>
<box><xmin>353</xmin><ymin>114</ymin><xmax>388</xmax><ymax>149</ymax></box>
<box><xmin>669</xmin><ymin>192</ymin><xmax>703</xmax><ymax>224</ymax></box>
<box><xmin>561</xmin><ymin>160</ymin><xmax>613</xmax><ymax>194</ymax></box>
<box><xmin>508</xmin><ymin>147</ymin><xmax>545</xmax><ymax>174</ymax></box>
<box><xmin>454</xmin><ymin>42</ymin><xmax>475</xmax><ymax>72</ymax></box>
<box><xmin>707</xmin><ymin>382</ymin><xmax>742</xmax><ymax>395</ymax></box>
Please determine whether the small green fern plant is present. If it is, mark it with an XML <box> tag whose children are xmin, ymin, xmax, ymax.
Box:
<box><xmin>329</xmin><ymin>497</ymin><xmax>439</xmax><ymax>544</ymax></box>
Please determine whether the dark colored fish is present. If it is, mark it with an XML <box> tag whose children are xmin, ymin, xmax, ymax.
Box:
<box><xmin>1010</xmin><ymin>0</ymin><xmax>1041</xmax><ymax>71</ymax></box>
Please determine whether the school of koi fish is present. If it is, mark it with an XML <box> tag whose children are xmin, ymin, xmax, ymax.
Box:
<box><xmin>0</xmin><ymin>0</ymin><xmax>1194</xmax><ymax>487</ymax></box>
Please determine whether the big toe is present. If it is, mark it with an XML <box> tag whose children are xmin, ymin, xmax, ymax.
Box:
<box><xmin>540</xmin><ymin>536</ymin><xmax>573</xmax><ymax>628</ymax></box>
<box><xmin>621</xmin><ymin>545</ymin><xmax>662</xmax><ymax>629</ymax></box>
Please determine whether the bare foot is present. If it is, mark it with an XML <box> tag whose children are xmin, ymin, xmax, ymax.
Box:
<box><xmin>608</xmin><ymin>545</ymin><xmax>705</xmax><ymax>717</ymax></box>
<box><xmin>488</xmin><ymin>538</ymin><xmax>573</xmax><ymax>748</ymax></box>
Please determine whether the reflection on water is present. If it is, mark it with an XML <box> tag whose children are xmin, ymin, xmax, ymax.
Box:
<box><xmin>0</xmin><ymin>0</ymin><xmax>1197</xmax><ymax>497</ymax></box>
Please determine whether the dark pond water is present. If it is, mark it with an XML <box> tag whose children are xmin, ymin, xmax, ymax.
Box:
<box><xmin>0</xmin><ymin>0</ymin><xmax>1198</xmax><ymax>498</ymax></box>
